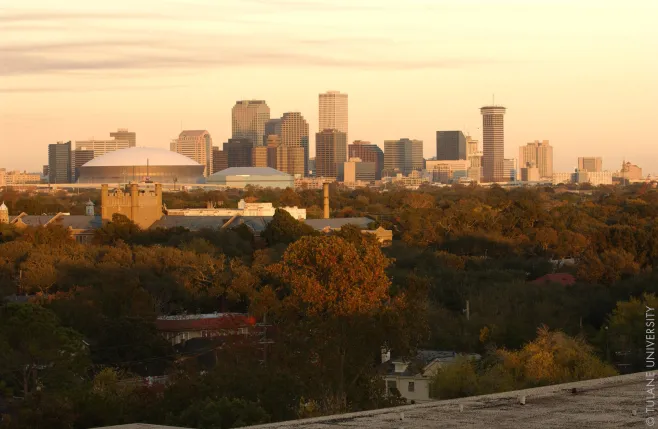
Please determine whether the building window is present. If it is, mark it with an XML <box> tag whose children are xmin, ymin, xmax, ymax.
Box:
<box><xmin>408</xmin><ymin>381</ymin><xmax>415</xmax><ymax>392</ymax></box>
<box><xmin>386</xmin><ymin>380</ymin><xmax>397</xmax><ymax>394</ymax></box>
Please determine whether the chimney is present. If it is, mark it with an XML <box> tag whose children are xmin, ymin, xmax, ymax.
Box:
<box><xmin>323</xmin><ymin>182</ymin><xmax>329</xmax><ymax>219</ymax></box>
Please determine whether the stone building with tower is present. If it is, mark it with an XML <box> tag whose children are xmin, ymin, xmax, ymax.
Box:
<box><xmin>100</xmin><ymin>183</ymin><xmax>164</xmax><ymax>229</ymax></box>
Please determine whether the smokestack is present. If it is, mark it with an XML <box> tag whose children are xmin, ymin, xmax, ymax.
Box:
<box><xmin>323</xmin><ymin>183</ymin><xmax>329</xmax><ymax>219</ymax></box>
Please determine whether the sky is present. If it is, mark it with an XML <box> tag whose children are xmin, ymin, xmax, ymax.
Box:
<box><xmin>1</xmin><ymin>0</ymin><xmax>657</xmax><ymax>174</ymax></box>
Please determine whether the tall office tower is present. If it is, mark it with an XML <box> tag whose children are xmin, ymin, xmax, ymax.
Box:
<box><xmin>76</xmin><ymin>139</ymin><xmax>130</xmax><ymax>158</ymax></box>
<box><xmin>223</xmin><ymin>138</ymin><xmax>253</xmax><ymax>168</ymax></box>
<box><xmin>319</xmin><ymin>91</ymin><xmax>348</xmax><ymax>140</ymax></box>
<box><xmin>0</xmin><ymin>168</ymin><xmax>6</xmax><ymax>188</ymax></box>
<box><xmin>480</xmin><ymin>106</ymin><xmax>506</xmax><ymax>182</ymax></box>
<box><xmin>71</xmin><ymin>149</ymin><xmax>94</xmax><ymax>182</ymax></box>
<box><xmin>436</xmin><ymin>131</ymin><xmax>466</xmax><ymax>160</ymax></box>
<box><xmin>212</xmin><ymin>146</ymin><xmax>228</xmax><ymax>174</ymax></box>
<box><xmin>383</xmin><ymin>138</ymin><xmax>424</xmax><ymax>176</ymax></box>
<box><xmin>171</xmin><ymin>130</ymin><xmax>213</xmax><ymax>176</ymax></box>
<box><xmin>466</xmin><ymin>136</ymin><xmax>483</xmax><ymax>183</ymax></box>
<box><xmin>503</xmin><ymin>158</ymin><xmax>517</xmax><ymax>181</ymax></box>
<box><xmin>48</xmin><ymin>141</ymin><xmax>72</xmax><ymax>184</ymax></box>
<box><xmin>263</xmin><ymin>119</ymin><xmax>282</xmax><ymax>144</ymax></box>
<box><xmin>110</xmin><ymin>128</ymin><xmax>136</xmax><ymax>147</ymax></box>
<box><xmin>280</xmin><ymin>112</ymin><xmax>310</xmax><ymax>175</ymax></box>
<box><xmin>252</xmin><ymin>146</ymin><xmax>269</xmax><ymax>168</ymax></box>
<box><xmin>519</xmin><ymin>140</ymin><xmax>553</xmax><ymax>178</ymax></box>
<box><xmin>578</xmin><ymin>157</ymin><xmax>603</xmax><ymax>172</ymax></box>
<box><xmin>315</xmin><ymin>129</ymin><xmax>347</xmax><ymax>179</ymax></box>
<box><xmin>277</xmin><ymin>145</ymin><xmax>305</xmax><ymax>177</ymax></box>
<box><xmin>348</xmin><ymin>140</ymin><xmax>384</xmax><ymax>180</ymax></box>
<box><xmin>232</xmin><ymin>100</ymin><xmax>270</xmax><ymax>147</ymax></box>
<box><xmin>266</xmin><ymin>135</ymin><xmax>281</xmax><ymax>169</ymax></box>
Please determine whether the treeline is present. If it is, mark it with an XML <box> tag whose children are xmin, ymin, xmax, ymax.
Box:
<box><xmin>0</xmin><ymin>183</ymin><xmax>656</xmax><ymax>427</ymax></box>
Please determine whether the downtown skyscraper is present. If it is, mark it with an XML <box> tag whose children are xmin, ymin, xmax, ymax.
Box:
<box><xmin>319</xmin><ymin>91</ymin><xmax>348</xmax><ymax>140</ymax></box>
<box><xmin>480</xmin><ymin>106</ymin><xmax>506</xmax><ymax>182</ymax></box>
<box><xmin>232</xmin><ymin>100</ymin><xmax>270</xmax><ymax>147</ymax></box>
<box><xmin>315</xmin><ymin>129</ymin><xmax>347</xmax><ymax>179</ymax></box>
<box><xmin>280</xmin><ymin>112</ymin><xmax>309</xmax><ymax>176</ymax></box>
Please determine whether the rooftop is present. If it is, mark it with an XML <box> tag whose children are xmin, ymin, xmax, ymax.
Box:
<box><xmin>245</xmin><ymin>373</ymin><xmax>645</xmax><ymax>429</ymax></box>
<box><xmin>210</xmin><ymin>167</ymin><xmax>291</xmax><ymax>177</ymax></box>
<box><xmin>178</xmin><ymin>130</ymin><xmax>209</xmax><ymax>137</ymax></box>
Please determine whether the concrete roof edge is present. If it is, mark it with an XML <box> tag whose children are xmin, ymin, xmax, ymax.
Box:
<box><xmin>242</xmin><ymin>372</ymin><xmax>644</xmax><ymax>428</ymax></box>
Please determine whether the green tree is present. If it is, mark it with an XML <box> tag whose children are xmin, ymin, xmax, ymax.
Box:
<box><xmin>261</xmin><ymin>208</ymin><xmax>316</xmax><ymax>247</ymax></box>
<box><xmin>0</xmin><ymin>303</ymin><xmax>89</xmax><ymax>397</ymax></box>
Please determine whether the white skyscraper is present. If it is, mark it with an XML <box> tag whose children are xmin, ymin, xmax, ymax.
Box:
<box><xmin>319</xmin><ymin>91</ymin><xmax>348</xmax><ymax>137</ymax></box>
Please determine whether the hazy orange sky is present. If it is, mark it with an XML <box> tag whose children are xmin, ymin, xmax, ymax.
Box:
<box><xmin>1</xmin><ymin>0</ymin><xmax>657</xmax><ymax>174</ymax></box>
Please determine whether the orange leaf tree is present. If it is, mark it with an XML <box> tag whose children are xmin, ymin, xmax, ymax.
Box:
<box><xmin>266</xmin><ymin>235</ymin><xmax>420</xmax><ymax>413</ymax></box>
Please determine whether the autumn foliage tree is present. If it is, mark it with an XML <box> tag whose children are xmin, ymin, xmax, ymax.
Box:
<box><xmin>266</xmin><ymin>235</ymin><xmax>419</xmax><ymax>412</ymax></box>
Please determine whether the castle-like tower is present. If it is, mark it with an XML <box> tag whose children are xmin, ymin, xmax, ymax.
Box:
<box><xmin>0</xmin><ymin>202</ymin><xmax>8</xmax><ymax>224</ymax></box>
<box><xmin>100</xmin><ymin>183</ymin><xmax>163</xmax><ymax>229</ymax></box>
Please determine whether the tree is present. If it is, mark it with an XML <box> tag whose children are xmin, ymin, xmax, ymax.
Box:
<box><xmin>266</xmin><ymin>236</ymin><xmax>421</xmax><ymax>412</ymax></box>
<box><xmin>497</xmin><ymin>326</ymin><xmax>616</xmax><ymax>387</ymax></box>
<box><xmin>93</xmin><ymin>213</ymin><xmax>141</xmax><ymax>245</ymax></box>
<box><xmin>605</xmin><ymin>294</ymin><xmax>658</xmax><ymax>371</ymax></box>
<box><xmin>261</xmin><ymin>209</ymin><xmax>316</xmax><ymax>247</ymax></box>
<box><xmin>0</xmin><ymin>303</ymin><xmax>89</xmax><ymax>397</ymax></box>
<box><xmin>429</xmin><ymin>355</ymin><xmax>479</xmax><ymax>399</ymax></box>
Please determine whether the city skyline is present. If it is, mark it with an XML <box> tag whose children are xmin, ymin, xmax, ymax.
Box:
<box><xmin>1</xmin><ymin>1</ymin><xmax>657</xmax><ymax>173</ymax></box>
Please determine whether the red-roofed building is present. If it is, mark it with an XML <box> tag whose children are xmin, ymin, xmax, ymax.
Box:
<box><xmin>530</xmin><ymin>273</ymin><xmax>576</xmax><ymax>286</ymax></box>
<box><xmin>156</xmin><ymin>313</ymin><xmax>256</xmax><ymax>346</ymax></box>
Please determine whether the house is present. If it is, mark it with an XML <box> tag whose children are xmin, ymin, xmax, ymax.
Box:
<box><xmin>383</xmin><ymin>350</ymin><xmax>480</xmax><ymax>403</ymax></box>
<box><xmin>155</xmin><ymin>313</ymin><xmax>256</xmax><ymax>346</ymax></box>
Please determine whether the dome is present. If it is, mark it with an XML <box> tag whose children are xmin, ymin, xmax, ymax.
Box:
<box><xmin>83</xmin><ymin>147</ymin><xmax>200</xmax><ymax>168</ymax></box>
<box><xmin>0</xmin><ymin>202</ymin><xmax>7</xmax><ymax>211</ymax></box>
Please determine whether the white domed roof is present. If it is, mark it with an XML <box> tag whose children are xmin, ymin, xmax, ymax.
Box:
<box><xmin>83</xmin><ymin>147</ymin><xmax>201</xmax><ymax>167</ymax></box>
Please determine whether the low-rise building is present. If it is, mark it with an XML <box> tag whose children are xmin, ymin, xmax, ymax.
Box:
<box><xmin>426</xmin><ymin>160</ymin><xmax>470</xmax><ymax>184</ymax></box>
<box><xmin>207</xmin><ymin>167</ymin><xmax>294</xmax><ymax>189</ymax></box>
<box><xmin>383</xmin><ymin>350</ymin><xmax>480</xmax><ymax>403</ymax></box>
<box><xmin>155</xmin><ymin>313</ymin><xmax>256</xmax><ymax>346</ymax></box>
<box><xmin>4</xmin><ymin>170</ymin><xmax>42</xmax><ymax>185</ymax></box>
<box><xmin>520</xmin><ymin>162</ymin><xmax>540</xmax><ymax>182</ymax></box>
<box><xmin>165</xmin><ymin>199</ymin><xmax>306</xmax><ymax>219</ymax></box>
<box><xmin>343</xmin><ymin>158</ymin><xmax>376</xmax><ymax>184</ymax></box>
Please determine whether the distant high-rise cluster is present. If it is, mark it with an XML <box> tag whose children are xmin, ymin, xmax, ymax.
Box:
<box><xmin>30</xmin><ymin>92</ymin><xmax>643</xmax><ymax>188</ymax></box>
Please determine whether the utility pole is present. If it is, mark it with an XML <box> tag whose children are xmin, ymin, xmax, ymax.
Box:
<box><xmin>257</xmin><ymin>313</ymin><xmax>273</xmax><ymax>365</ymax></box>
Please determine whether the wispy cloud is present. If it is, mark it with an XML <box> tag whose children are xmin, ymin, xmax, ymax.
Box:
<box><xmin>0</xmin><ymin>84</ymin><xmax>188</xmax><ymax>93</ymax></box>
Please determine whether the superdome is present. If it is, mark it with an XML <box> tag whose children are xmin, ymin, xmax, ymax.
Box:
<box><xmin>78</xmin><ymin>147</ymin><xmax>205</xmax><ymax>184</ymax></box>
<box><xmin>83</xmin><ymin>147</ymin><xmax>200</xmax><ymax>168</ymax></box>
